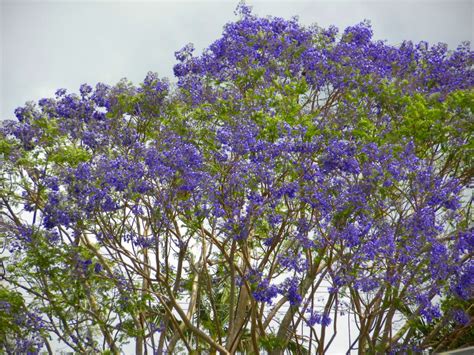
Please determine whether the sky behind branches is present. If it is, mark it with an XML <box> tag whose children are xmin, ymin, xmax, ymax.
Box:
<box><xmin>1</xmin><ymin>0</ymin><xmax>472</xmax><ymax>121</ymax></box>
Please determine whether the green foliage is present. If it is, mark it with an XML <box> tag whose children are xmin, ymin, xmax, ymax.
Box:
<box><xmin>0</xmin><ymin>288</ymin><xmax>25</xmax><ymax>337</ymax></box>
<box><xmin>49</xmin><ymin>145</ymin><xmax>91</xmax><ymax>166</ymax></box>
<box><xmin>0</xmin><ymin>137</ymin><xmax>13</xmax><ymax>157</ymax></box>
<box><xmin>259</xmin><ymin>334</ymin><xmax>287</xmax><ymax>351</ymax></box>
<box><xmin>259</xmin><ymin>334</ymin><xmax>310</xmax><ymax>354</ymax></box>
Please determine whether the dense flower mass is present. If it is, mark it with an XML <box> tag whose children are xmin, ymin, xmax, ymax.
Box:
<box><xmin>1</xmin><ymin>3</ymin><xmax>472</xmax><ymax>354</ymax></box>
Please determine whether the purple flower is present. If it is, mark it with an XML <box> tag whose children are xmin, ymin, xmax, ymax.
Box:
<box><xmin>252</xmin><ymin>279</ymin><xmax>279</xmax><ymax>304</ymax></box>
<box><xmin>307</xmin><ymin>311</ymin><xmax>332</xmax><ymax>327</ymax></box>
<box><xmin>281</xmin><ymin>277</ymin><xmax>302</xmax><ymax>306</ymax></box>
<box><xmin>94</xmin><ymin>262</ymin><xmax>103</xmax><ymax>274</ymax></box>
<box><xmin>79</xmin><ymin>83</ymin><xmax>93</xmax><ymax>97</ymax></box>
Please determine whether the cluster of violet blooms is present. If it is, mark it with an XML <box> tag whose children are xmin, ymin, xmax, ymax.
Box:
<box><xmin>0</xmin><ymin>301</ymin><xmax>45</xmax><ymax>352</ymax></box>
<box><xmin>1</xmin><ymin>3</ymin><xmax>472</xmax><ymax>353</ymax></box>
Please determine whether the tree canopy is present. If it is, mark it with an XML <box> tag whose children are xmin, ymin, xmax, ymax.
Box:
<box><xmin>1</xmin><ymin>3</ymin><xmax>473</xmax><ymax>354</ymax></box>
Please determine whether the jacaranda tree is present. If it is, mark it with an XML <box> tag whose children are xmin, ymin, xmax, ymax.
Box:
<box><xmin>1</xmin><ymin>3</ymin><xmax>473</xmax><ymax>354</ymax></box>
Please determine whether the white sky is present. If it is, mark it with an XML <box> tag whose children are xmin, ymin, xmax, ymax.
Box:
<box><xmin>1</xmin><ymin>0</ymin><xmax>472</xmax><ymax>121</ymax></box>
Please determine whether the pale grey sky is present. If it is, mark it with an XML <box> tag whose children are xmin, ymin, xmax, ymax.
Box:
<box><xmin>1</xmin><ymin>0</ymin><xmax>472</xmax><ymax>120</ymax></box>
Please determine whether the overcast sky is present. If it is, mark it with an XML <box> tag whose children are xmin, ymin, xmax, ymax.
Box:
<box><xmin>1</xmin><ymin>0</ymin><xmax>472</xmax><ymax>120</ymax></box>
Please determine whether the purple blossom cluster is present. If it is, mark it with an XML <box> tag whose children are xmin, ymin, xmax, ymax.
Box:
<box><xmin>173</xmin><ymin>5</ymin><xmax>472</xmax><ymax>106</ymax></box>
<box><xmin>0</xmin><ymin>300</ymin><xmax>45</xmax><ymax>353</ymax></box>
<box><xmin>306</xmin><ymin>311</ymin><xmax>332</xmax><ymax>327</ymax></box>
